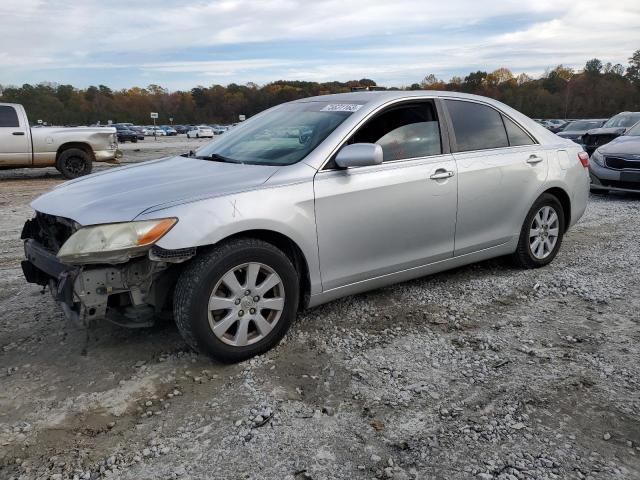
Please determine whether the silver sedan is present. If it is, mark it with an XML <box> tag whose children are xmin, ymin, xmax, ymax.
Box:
<box><xmin>21</xmin><ymin>91</ymin><xmax>589</xmax><ymax>362</ymax></box>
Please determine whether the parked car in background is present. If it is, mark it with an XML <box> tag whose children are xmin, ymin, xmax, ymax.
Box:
<box><xmin>543</xmin><ymin>119</ymin><xmax>568</xmax><ymax>133</ymax></box>
<box><xmin>143</xmin><ymin>126</ymin><xmax>166</xmax><ymax>136</ymax></box>
<box><xmin>589</xmin><ymin>121</ymin><xmax>640</xmax><ymax>193</ymax></box>
<box><xmin>113</xmin><ymin>124</ymin><xmax>138</xmax><ymax>143</ymax></box>
<box><xmin>20</xmin><ymin>91</ymin><xmax>589</xmax><ymax>362</ymax></box>
<box><xmin>128</xmin><ymin>125</ymin><xmax>146</xmax><ymax>140</ymax></box>
<box><xmin>160</xmin><ymin>125</ymin><xmax>178</xmax><ymax>136</ymax></box>
<box><xmin>187</xmin><ymin>125</ymin><xmax>214</xmax><ymax>138</ymax></box>
<box><xmin>174</xmin><ymin>125</ymin><xmax>189</xmax><ymax>134</ymax></box>
<box><xmin>582</xmin><ymin>112</ymin><xmax>640</xmax><ymax>155</ymax></box>
<box><xmin>212</xmin><ymin>125</ymin><xmax>228</xmax><ymax>135</ymax></box>
<box><xmin>556</xmin><ymin>119</ymin><xmax>607</xmax><ymax>146</ymax></box>
<box><xmin>0</xmin><ymin>102</ymin><xmax>120</xmax><ymax>178</ymax></box>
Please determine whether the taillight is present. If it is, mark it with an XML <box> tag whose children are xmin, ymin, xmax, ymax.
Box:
<box><xmin>578</xmin><ymin>151</ymin><xmax>589</xmax><ymax>168</ymax></box>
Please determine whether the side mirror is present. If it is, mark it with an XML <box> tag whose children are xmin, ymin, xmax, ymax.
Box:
<box><xmin>335</xmin><ymin>143</ymin><xmax>383</xmax><ymax>168</ymax></box>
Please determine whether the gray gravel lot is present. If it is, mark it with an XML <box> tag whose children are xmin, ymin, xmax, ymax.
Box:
<box><xmin>1</xmin><ymin>136</ymin><xmax>639</xmax><ymax>479</ymax></box>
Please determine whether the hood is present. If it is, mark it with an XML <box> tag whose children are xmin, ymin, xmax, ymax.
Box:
<box><xmin>598</xmin><ymin>135</ymin><xmax>640</xmax><ymax>156</ymax></box>
<box><xmin>584</xmin><ymin>126</ymin><xmax>627</xmax><ymax>137</ymax></box>
<box><xmin>557</xmin><ymin>131</ymin><xmax>584</xmax><ymax>138</ymax></box>
<box><xmin>31</xmin><ymin>156</ymin><xmax>280</xmax><ymax>225</ymax></box>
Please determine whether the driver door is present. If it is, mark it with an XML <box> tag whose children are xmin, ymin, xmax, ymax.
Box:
<box><xmin>313</xmin><ymin>100</ymin><xmax>458</xmax><ymax>291</ymax></box>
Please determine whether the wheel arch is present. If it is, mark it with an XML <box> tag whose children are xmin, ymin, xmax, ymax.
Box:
<box><xmin>542</xmin><ymin>187</ymin><xmax>571</xmax><ymax>232</ymax></box>
<box><xmin>56</xmin><ymin>142</ymin><xmax>95</xmax><ymax>162</ymax></box>
<box><xmin>199</xmin><ymin>229</ymin><xmax>312</xmax><ymax>310</ymax></box>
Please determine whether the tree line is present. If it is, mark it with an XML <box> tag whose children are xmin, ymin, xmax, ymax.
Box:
<box><xmin>1</xmin><ymin>50</ymin><xmax>639</xmax><ymax>126</ymax></box>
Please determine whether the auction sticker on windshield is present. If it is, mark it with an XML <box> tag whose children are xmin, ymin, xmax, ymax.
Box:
<box><xmin>321</xmin><ymin>104</ymin><xmax>363</xmax><ymax>112</ymax></box>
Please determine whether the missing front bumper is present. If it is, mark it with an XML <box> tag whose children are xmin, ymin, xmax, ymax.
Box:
<box><xmin>22</xmin><ymin>239</ymin><xmax>169</xmax><ymax>328</ymax></box>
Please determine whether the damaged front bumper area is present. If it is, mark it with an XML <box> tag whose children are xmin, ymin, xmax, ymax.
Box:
<box><xmin>21</xmin><ymin>214</ymin><xmax>194</xmax><ymax>328</ymax></box>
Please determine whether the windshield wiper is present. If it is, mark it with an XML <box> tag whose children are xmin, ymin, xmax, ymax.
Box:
<box><xmin>194</xmin><ymin>153</ymin><xmax>238</xmax><ymax>163</ymax></box>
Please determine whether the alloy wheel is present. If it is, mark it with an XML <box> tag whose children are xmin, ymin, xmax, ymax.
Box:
<box><xmin>529</xmin><ymin>206</ymin><xmax>559</xmax><ymax>259</ymax></box>
<box><xmin>65</xmin><ymin>156</ymin><xmax>86</xmax><ymax>176</ymax></box>
<box><xmin>207</xmin><ymin>262</ymin><xmax>285</xmax><ymax>347</ymax></box>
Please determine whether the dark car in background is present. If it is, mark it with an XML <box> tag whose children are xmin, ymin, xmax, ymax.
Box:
<box><xmin>113</xmin><ymin>124</ymin><xmax>138</xmax><ymax>143</ymax></box>
<box><xmin>590</xmin><ymin>121</ymin><xmax>640</xmax><ymax>193</ymax></box>
<box><xmin>128</xmin><ymin>125</ymin><xmax>146</xmax><ymax>140</ymax></box>
<box><xmin>582</xmin><ymin>112</ymin><xmax>640</xmax><ymax>155</ymax></box>
<box><xmin>160</xmin><ymin>125</ymin><xmax>178</xmax><ymax>136</ymax></box>
<box><xmin>557</xmin><ymin>119</ymin><xmax>607</xmax><ymax>147</ymax></box>
<box><xmin>543</xmin><ymin>119</ymin><xmax>568</xmax><ymax>133</ymax></box>
<box><xmin>174</xmin><ymin>125</ymin><xmax>189</xmax><ymax>134</ymax></box>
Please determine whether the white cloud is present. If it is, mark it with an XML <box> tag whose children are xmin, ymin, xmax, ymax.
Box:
<box><xmin>0</xmin><ymin>0</ymin><xmax>639</xmax><ymax>86</ymax></box>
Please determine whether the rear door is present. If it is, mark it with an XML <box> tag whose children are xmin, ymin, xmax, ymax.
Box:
<box><xmin>0</xmin><ymin>105</ymin><xmax>31</xmax><ymax>166</ymax></box>
<box><xmin>314</xmin><ymin>100</ymin><xmax>458</xmax><ymax>291</ymax></box>
<box><xmin>443</xmin><ymin>99</ymin><xmax>548</xmax><ymax>256</ymax></box>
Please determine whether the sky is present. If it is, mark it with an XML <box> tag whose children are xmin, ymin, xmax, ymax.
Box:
<box><xmin>1</xmin><ymin>0</ymin><xmax>639</xmax><ymax>90</ymax></box>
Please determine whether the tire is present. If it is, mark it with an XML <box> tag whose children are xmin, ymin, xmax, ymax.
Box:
<box><xmin>512</xmin><ymin>193</ymin><xmax>565</xmax><ymax>268</ymax></box>
<box><xmin>187</xmin><ymin>134</ymin><xmax>190</xmax><ymax>139</ymax></box>
<box><xmin>56</xmin><ymin>148</ymin><xmax>93</xmax><ymax>179</ymax></box>
<box><xmin>132</xmin><ymin>137</ymin><xmax>138</xmax><ymax>143</ymax></box>
<box><xmin>174</xmin><ymin>238</ymin><xmax>299</xmax><ymax>363</ymax></box>
<box><xmin>196</xmin><ymin>134</ymin><xmax>199</xmax><ymax>138</ymax></box>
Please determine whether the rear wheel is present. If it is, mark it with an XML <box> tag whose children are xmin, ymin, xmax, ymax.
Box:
<box><xmin>174</xmin><ymin>238</ymin><xmax>299</xmax><ymax>363</ymax></box>
<box><xmin>512</xmin><ymin>193</ymin><xmax>565</xmax><ymax>268</ymax></box>
<box><xmin>56</xmin><ymin>148</ymin><xmax>93</xmax><ymax>179</ymax></box>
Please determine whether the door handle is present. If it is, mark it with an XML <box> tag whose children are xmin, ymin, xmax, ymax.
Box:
<box><xmin>12</xmin><ymin>131</ymin><xmax>25</xmax><ymax>136</ymax></box>
<box><xmin>526</xmin><ymin>155</ymin><xmax>543</xmax><ymax>164</ymax></box>
<box><xmin>430</xmin><ymin>169</ymin><xmax>455</xmax><ymax>180</ymax></box>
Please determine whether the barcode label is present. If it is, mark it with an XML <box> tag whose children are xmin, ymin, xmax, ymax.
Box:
<box><xmin>321</xmin><ymin>104</ymin><xmax>363</xmax><ymax>112</ymax></box>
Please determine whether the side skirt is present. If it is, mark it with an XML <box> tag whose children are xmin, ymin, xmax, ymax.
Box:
<box><xmin>307</xmin><ymin>240</ymin><xmax>517</xmax><ymax>308</ymax></box>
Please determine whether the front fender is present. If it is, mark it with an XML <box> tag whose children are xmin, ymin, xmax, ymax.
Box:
<box><xmin>143</xmin><ymin>181</ymin><xmax>322</xmax><ymax>295</ymax></box>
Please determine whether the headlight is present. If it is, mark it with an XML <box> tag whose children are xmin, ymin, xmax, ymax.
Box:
<box><xmin>591</xmin><ymin>149</ymin><xmax>605</xmax><ymax>167</ymax></box>
<box><xmin>57</xmin><ymin>218</ymin><xmax>177</xmax><ymax>264</ymax></box>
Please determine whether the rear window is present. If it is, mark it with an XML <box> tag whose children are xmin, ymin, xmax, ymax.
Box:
<box><xmin>502</xmin><ymin>116</ymin><xmax>535</xmax><ymax>146</ymax></box>
<box><xmin>603</xmin><ymin>113</ymin><xmax>640</xmax><ymax>128</ymax></box>
<box><xmin>0</xmin><ymin>105</ymin><xmax>20</xmax><ymax>128</ymax></box>
<box><xmin>564</xmin><ymin>120</ymin><xmax>603</xmax><ymax>131</ymax></box>
<box><xmin>445</xmin><ymin>100</ymin><xmax>508</xmax><ymax>152</ymax></box>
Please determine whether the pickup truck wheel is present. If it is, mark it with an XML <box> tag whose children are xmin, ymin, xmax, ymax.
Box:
<box><xmin>512</xmin><ymin>193</ymin><xmax>565</xmax><ymax>268</ymax></box>
<box><xmin>56</xmin><ymin>148</ymin><xmax>93</xmax><ymax>179</ymax></box>
<box><xmin>174</xmin><ymin>238</ymin><xmax>299</xmax><ymax>363</ymax></box>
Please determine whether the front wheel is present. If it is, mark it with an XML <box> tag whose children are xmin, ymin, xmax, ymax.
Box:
<box><xmin>56</xmin><ymin>148</ymin><xmax>93</xmax><ymax>179</ymax></box>
<box><xmin>174</xmin><ymin>238</ymin><xmax>299</xmax><ymax>363</ymax></box>
<box><xmin>512</xmin><ymin>193</ymin><xmax>565</xmax><ymax>268</ymax></box>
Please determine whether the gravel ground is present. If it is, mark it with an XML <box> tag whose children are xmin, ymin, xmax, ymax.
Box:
<box><xmin>1</xmin><ymin>137</ymin><xmax>639</xmax><ymax>479</ymax></box>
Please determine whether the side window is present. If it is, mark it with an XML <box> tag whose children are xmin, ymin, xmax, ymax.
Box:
<box><xmin>350</xmin><ymin>102</ymin><xmax>442</xmax><ymax>162</ymax></box>
<box><xmin>502</xmin><ymin>115</ymin><xmax>535</xmax><ymax>146</ymax></box>
<box><xmin>0</xmin><ymin>106</ymin><xmax>20</xmax><ymax>128</ymax></box>
<box><xmin>445</xmin><ymin>100</ymin><xmax>508</xmax><ymax>152</ymax></box>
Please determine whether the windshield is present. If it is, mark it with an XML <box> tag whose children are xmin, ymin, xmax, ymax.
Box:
<box><xmin>195</xmin><ymin>101</ymin><xmax>361</xmax><ymax>166</ymax></box>
<box><xmin>563</xmin><ymin>120</ymin><xmax>603</xmax><ymax>131</ymax></box>
<box><xmin>603</xmin><ymin>113</ymin><xmax>640</xmax><ymax>128</ymax></box>
<box><xmin>625</xmin><ymin>122</ymin><xmax>640</xmax><ymax>136</ymax></box>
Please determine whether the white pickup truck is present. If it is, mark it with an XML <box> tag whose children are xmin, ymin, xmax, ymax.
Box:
<box><xmin>0</xmin><ymin>103</ymin><xmax>121</xmax><ymax>178</ymax></box>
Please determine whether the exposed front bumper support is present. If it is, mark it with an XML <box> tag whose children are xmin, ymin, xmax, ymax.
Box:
<box><xmin>22</xmin><ymin>239</ymin><xmax>172</xmax><ymax>328</ymax></box>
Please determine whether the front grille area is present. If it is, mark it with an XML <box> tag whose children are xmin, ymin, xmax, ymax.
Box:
<box><xmin>21</xmin><ymin>212</ymin><xmax>76</xmax><ymax>253</ymax></box>
<box><xmin>605</xmin><ymin>156</ymin><xmax>640</xmax><ymax>170</ymax></box>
